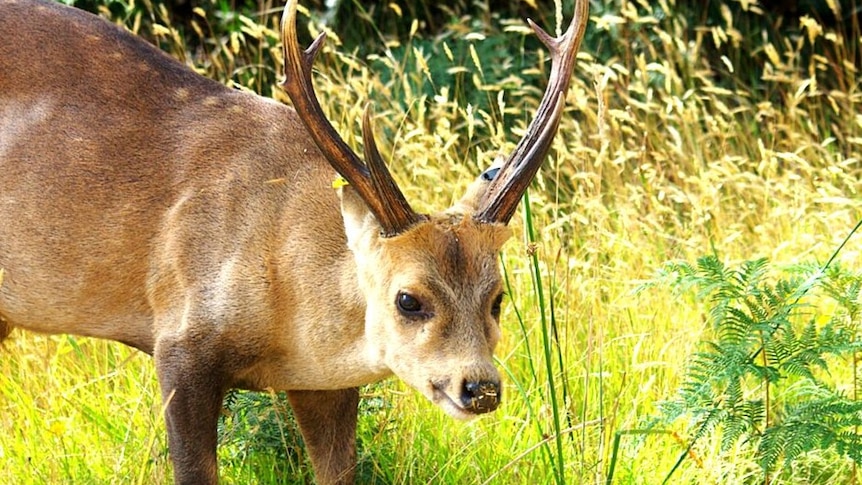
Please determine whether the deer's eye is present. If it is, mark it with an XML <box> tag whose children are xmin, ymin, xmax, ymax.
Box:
<box><xmin>481</xmin><ymin>166</ymin><xmax>501</xmax><ymax>181</ymax></box>
<box><xmin>396</xmin><ymin>291</ymin><xmax>428</xmax><ymax>319</ymax></box>
<box><xmin>491</xmin><ymin>293</ymin><xmax>504</xmax><ymax>319</ymax></box>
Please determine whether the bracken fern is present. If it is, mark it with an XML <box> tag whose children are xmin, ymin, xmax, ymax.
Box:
<box><xmin>642</xmin><ymin>253</ymin><xmax>862</xmax><ymax>482</ymax></box>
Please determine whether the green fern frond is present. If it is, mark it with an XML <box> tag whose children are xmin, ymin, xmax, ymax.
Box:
<box><xmin>757</xmin><ymin>395</ymin><xmax>862</xmax><ymax>471</ymax></box>
<box><xmin>757</xmin><ymin>422</ymin><xmax>830</xmax><ymax>471</ymax></box>
<box><xmin>717</xmin><ymin>307</ymin><xmax>757</xmax><ymax>346</ymax></box>
<box><xmin>647</xmin><ymin>253</ymin><xmax>862</xmax><ymax>480</ymax></box>
<box><xmin>819</xmin><ymin>267</ymin><xmax>862</xmax><ymax>321</ymax></box>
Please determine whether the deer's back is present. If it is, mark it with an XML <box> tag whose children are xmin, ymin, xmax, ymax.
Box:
<box><xmin>0</xmin><ymin>0</ymin><xmax>341</xmax><ymax>353</ymax></box>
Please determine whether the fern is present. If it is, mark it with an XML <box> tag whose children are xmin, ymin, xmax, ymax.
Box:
<box><xmin>757</xmin><ymin>394</ymin><xmax>862</xmax><ymax>471</ymax></box>
<box><xmin>640</xmin><ymin>255</ymin><xmax>862</xmax><ymax>481</ymax></box>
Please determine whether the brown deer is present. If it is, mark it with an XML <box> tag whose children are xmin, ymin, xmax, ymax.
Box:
<box><xmin>0</xmin><ymin>0</ymin><xmax>588</xmax><ymax>483</ymax></box>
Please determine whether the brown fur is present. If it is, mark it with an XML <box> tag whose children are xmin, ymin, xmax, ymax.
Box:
<box><xmin>0</xmin><ymin>1</ymin><xmax>529</xmax><ymax>483</ymax></box>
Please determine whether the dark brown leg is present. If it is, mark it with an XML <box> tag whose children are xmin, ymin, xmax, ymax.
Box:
<box><xmin>155</xmin><ymin>338</ymin><xmax>226</xmax><ymax>485</ymax></box>
<box><xmin>287</xmin><ymin>388</ymin><xmax>360</xmax><ymax>485</ymax></box>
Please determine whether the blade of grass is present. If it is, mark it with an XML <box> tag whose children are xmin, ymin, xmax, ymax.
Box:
<box><xmin>524</xmin><ymin>191</ymin><xmax>566</xmax><ymax>485</ymax></box>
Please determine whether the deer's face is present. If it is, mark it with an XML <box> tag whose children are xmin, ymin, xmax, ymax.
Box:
<box><xmin>282</xmin><ymin>0</ymin><xmax>589</xmax><ymax>418</ymax></box>
<box><xmin>341</xmin><ymin>178</ymin><xmax>511</xmax><ymax>419</ymax></box>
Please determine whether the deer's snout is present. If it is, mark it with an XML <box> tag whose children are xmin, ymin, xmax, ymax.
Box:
<box><xmin>461</xmin><ymin>379</ymin><xmax>501</xmax><ymax>413</ymax></box>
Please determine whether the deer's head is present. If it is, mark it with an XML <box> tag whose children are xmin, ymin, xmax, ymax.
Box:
<box><xmin>280</xmin><ymin>0</ymin><xmax>588</xmax><ymax>419</ymax></box>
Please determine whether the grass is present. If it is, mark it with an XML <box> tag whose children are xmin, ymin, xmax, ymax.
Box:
<box><xmin>2</xmin><ymin>0</ymin><xmax>862</xmax><ymax>483</ymax></box>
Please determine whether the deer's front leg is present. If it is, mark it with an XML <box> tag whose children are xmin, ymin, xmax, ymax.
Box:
<box><xmin>154</xmin><ymin>336</ymin><xmax>227</xmax><ymax>485</ymax></box>
<box><xmin>288</xmin><ymin>388</ymin><xmax>360</xmax><ymax>485</ymax></box>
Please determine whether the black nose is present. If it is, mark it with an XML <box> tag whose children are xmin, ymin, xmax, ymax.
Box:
<box><xmin>461</xmin><ymin>380</ymin><xmax>501</xmax><ymax>413</ymax></box>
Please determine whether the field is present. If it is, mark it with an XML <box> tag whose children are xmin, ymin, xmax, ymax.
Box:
<box><xmin>2</xmin><ymin>0</ymin><xmax>861</xmax><ymax>483</ymax></box>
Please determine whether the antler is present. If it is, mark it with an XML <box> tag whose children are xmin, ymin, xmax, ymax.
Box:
<box><xmin>474</xmin><ymin>0</ymin><xmax>589</xmax><ymax>224</ymax></box>
<box><xmin>280</xmin><ymin>0</ymin><xmax>425</xmax><ymax>237</ymax></box>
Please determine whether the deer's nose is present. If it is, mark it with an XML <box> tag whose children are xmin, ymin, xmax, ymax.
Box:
<box><xmin>461</xmin><ymin>379</ymin><xmax>501</xmax><ymax>413</ymax></box>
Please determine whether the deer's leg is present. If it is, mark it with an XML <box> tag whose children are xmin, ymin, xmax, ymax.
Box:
<box><xmin>154</xmin><ymin>336</ymin><xmax>227</xmax><ymax>485</ymax></box>
<box><xmin>287</xmin><ymin>387</ymin><xmax>360</xmax><ymax>485</ymax></box>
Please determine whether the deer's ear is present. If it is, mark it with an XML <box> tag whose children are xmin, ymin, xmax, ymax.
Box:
<box><xmin>447</xmin><ymin>156</ymin><xmax>505</xmax><ymax>217</ymax></box>
<box><xmin>339</xmin><ymin>185</ymin><xmax>383</xmax><ymax>252</ymax></box>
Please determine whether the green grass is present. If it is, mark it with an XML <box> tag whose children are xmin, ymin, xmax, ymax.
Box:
<box><xmin>2</xmin><ymin>0</ymin><xmax>862</xmax><ymax>483</ymax></box>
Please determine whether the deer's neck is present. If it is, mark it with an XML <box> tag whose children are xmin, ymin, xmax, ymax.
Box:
<box><xmin>233</xmin><ymin>201</ymin><xmax>392</xmax><ymax>391</ymax></box>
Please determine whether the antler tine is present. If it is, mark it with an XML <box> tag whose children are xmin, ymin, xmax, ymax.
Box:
<box><xmin>279</xmin><ymin>0</ymin><xmax>423</xmax><ymax>236</ymax></box>
<box><xmin>360</xmin><ymin>106</ymin><xmax>425</xmax><ymax>232</ymax></box>
<box><xmin>474</xmin><ymin>0</ymin><xmax>589</xmax><ymax>224</ymax></box>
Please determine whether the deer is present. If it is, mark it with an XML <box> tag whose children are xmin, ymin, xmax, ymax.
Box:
<box><xmin>0</xmin><ymin>0</ymin><xmax>588</xmax><ymax>483</ymax></box>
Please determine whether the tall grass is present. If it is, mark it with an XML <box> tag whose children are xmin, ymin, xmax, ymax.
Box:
<box><xmin>2</xmin><ymin>0</ymin><xmax>861</xmax><ymax>483</ymax></box>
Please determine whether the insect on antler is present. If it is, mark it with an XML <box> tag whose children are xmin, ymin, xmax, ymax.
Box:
<box><xmin>474</xmin><ymin>0</ymin><xmax>590</xmax><ymax>224</ymax></box>
<box><xmin>280</xmin><ymin>0</ymin><xmax>425</xmax><ymax>236</ymax></box>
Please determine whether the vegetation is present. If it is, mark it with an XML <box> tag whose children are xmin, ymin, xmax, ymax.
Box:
<box><xmin>2</xmin><ymin>0</ymin><xmax>861</xmax><ymax>483</ymax></box>
<box><xmin>632</xmin><ymin>243</ymin><xmax>862</xmax><ymax>484</ymax></box>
